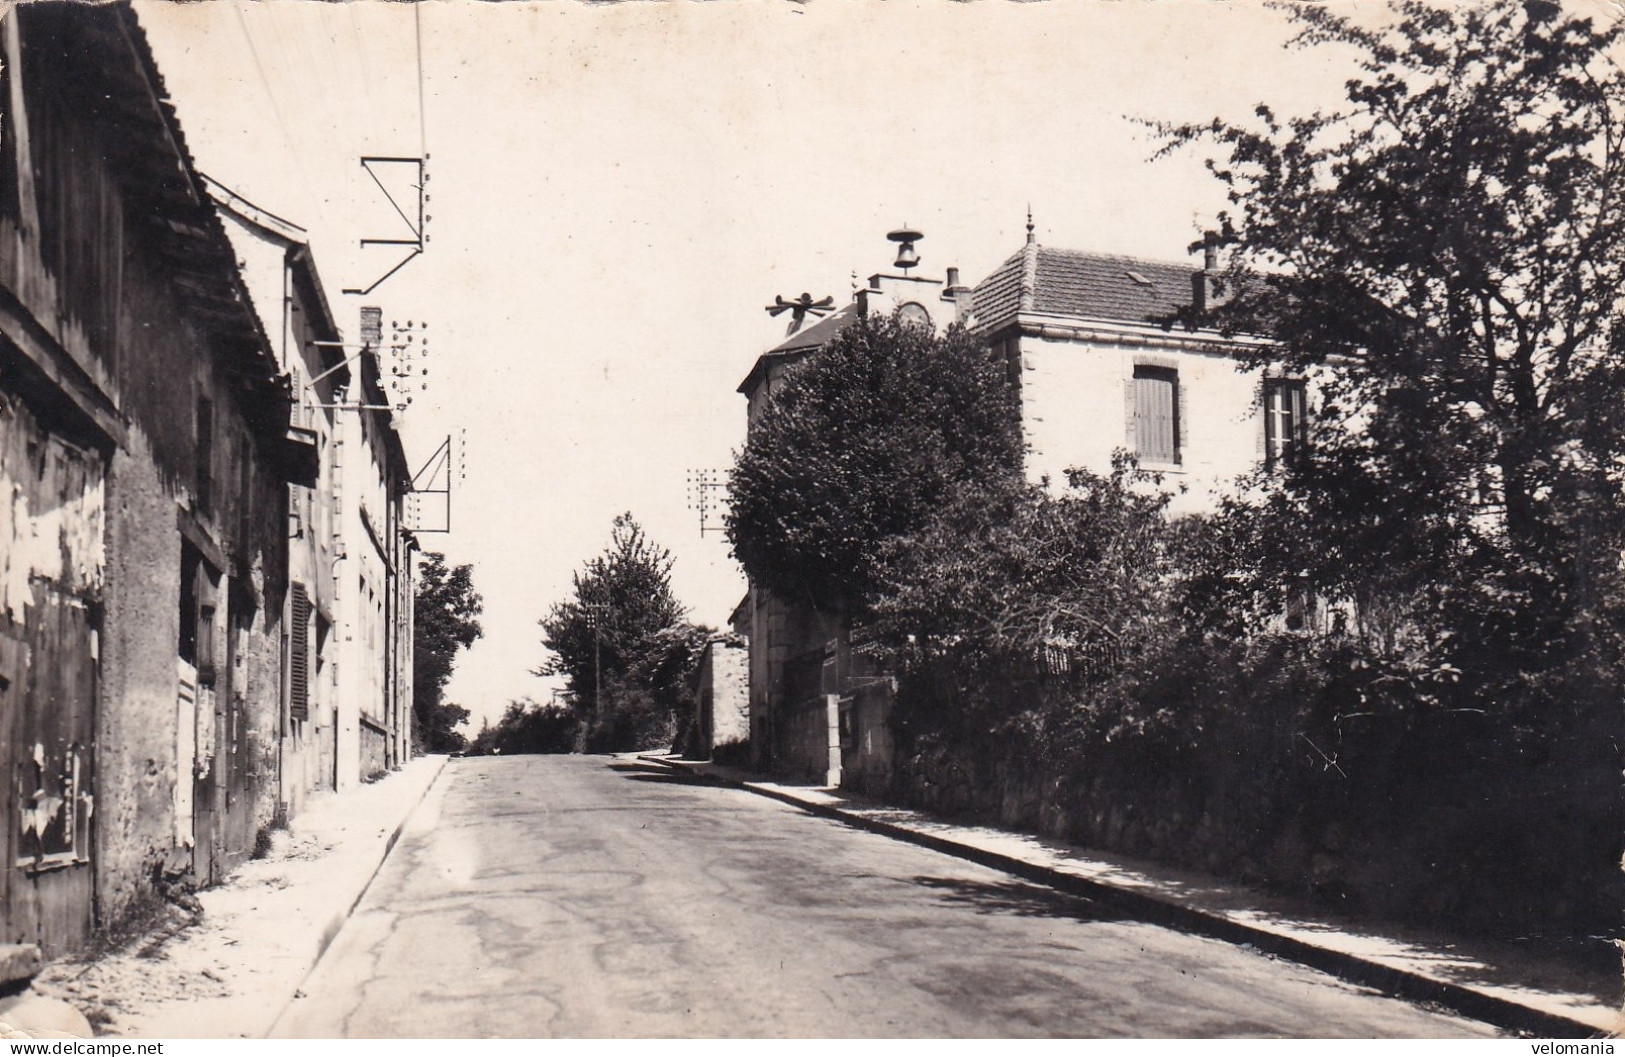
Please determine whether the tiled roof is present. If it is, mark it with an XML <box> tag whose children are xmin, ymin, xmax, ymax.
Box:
<box><xmin>769</xmin><ymin>302</ymin><xmax>859</xmax><ymax>354</ymax></box>
<box><xmin>972</xmin><ymin>244</ymin><xmax>1200</xmax><ymax>332</ymax></box>
<box><xmin>739</xmin><ymin>303</ymin><xmax>861</xmax><ymax>394</ymax></box>
<box><xmin>972</xmin><ymin>253</ymin><xmax>1025</xmax><ymax>331</ymax></box>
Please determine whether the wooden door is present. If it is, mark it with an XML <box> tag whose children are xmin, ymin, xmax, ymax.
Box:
<box><xmin>2</xmin><ymin>587</ymin><xmax>96</xmax><ymax>953</ymax></box>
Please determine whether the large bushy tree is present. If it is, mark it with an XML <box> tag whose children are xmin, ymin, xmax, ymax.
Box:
<box><xmin>413</xmin><ymin>553</ymin><xmax>484</xmax><ymax>754</ymax></box>
<box><xmin>727</xmin><ymin>313</ymin><xmax>1022</xmax><ymax>616</ymax></box>
<box><xmin>871</xmin><ymin>463</ymin><xmax>1189</xmax><ymax>743</ymax></box>
<box><xmin>1161</xmin><ymin>0</ymin><xmax>1625</xmax><ymax>720</ymax></box>
<box><xmin>539</xmin><ymin>514</ymin><xmax>710</xmax><ymax>751</ymax></box>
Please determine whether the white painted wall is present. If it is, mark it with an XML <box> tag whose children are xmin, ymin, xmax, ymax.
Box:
<box><xmin>1018</xmin><ymin>331</ymin><xmax>1271</xmax><ymax>515</ymax></box>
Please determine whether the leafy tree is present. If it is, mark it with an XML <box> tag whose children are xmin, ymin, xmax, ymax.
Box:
<box><xmin>468</xmin><ymin>697</ymin><xmax>578</xmax><ymax>757</ymax></box>
<box><xmin>413</xmin><ymin>552</ymin><xmax>484</xmax><ymax>753</ymax></box>
<box><xmin>871</xmin><ymin>462</ymin><xmax>1190</xmax><ymax>743</ymax></box>
<box><xmin>727</xmin><ymin>312</ymin><xmax>1023</xmax><ymax>616</ymax></box>
<box><xmin>1159</xmin><ymin>0</ymin><xmax>1625</xmax><ymax>720</ymax></box>
<box><xmin>539</xmin><ymin>514</ymin><xmax>710</xmax><ymax>751</ymax></box>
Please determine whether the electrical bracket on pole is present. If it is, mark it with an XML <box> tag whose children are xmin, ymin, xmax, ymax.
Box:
<box><xmin>685</xmin><ymin>468</ymin><xmax>728</xmax><ymax>537</ymax></box>
<box><xmin>406</xmin><ymin>431</ymin><xmax>458</xmax><ymax>534</ymax></box>
<box><xmin>342</xmin><ymin>155</ymin><xmax>430</xmax><ymax>296</ymax></box>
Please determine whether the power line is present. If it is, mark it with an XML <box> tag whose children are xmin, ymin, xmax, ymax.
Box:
<box><xmin>232</xmin><ymin>4</ymin><xmax>321</xmax><ymax>225</ymax></box>
<box><xmin>413</xmin><ymin>1</ymin><xmax>427</xmax><ymax>157</ymax></box>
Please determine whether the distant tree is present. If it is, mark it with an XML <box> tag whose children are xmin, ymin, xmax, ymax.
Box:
<box><xmin>468</xmin><ymin>697</ymin><xmax>578</xmax><ymax>757</ymax></box>
<box><xmin>413</xmin><ymin>553</ymin><xmax>484</xmax><ymax>754</ymax></box>
<box><xmin>1159</xmin><ymin>0</ymin><xmax>1625</xmax><ymax>722</ymax></box>
<box><xmin>726</xmin><ymin>312</ymin><xmax>1022</xmax><ymax>616</ymax></box>
<box><xmin>539</xmin><ymin>514</ymin><xmax>710</xmax><ymax>751</ymax></box>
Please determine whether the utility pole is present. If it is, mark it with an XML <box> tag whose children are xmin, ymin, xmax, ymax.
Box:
<box><xmin>583</xmin><ymin>602</ymin><xmax>609</xmax><ymax>741</ymax></box>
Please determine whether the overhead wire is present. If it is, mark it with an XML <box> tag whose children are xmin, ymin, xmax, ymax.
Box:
<box><xmin>414</xmin><ymin>2</ymin><xmax>427</xmax><ymax>158</ymax></box>
<box><xmin>232</xmin><ymin>3</ymin><xmax>321</xmax><ymax>226</ymax></box>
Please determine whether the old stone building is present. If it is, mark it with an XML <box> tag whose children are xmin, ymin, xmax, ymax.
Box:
<box><xmin>335</xmin><ymin>307</ymin><xmax>416</xmax><ymax>786</ymax></box>
<box><xmin>735</xmin><ymin>224</ymin><xmax>1311</xmax><ymax>792</ymax></box>
<box><xmin>971</xmin><ymin>225</ymin><xmax>1303</xmax><ymax>514</ymax></box>
<box><xmin>735</xmin><ymin>231</ymin><xmax>971</xmax><ymax>789</ymax></box>
<box><xmin>0</xmin><ymin>1</ymin><xmax>317</xmax><ymax>959</ymax></box>
<box><xmin>209</xmin><ymin>180</ymin><xmax>349</xmax><ymax>819</ymax></box>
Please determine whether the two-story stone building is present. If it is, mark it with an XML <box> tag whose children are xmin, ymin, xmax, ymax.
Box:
<box><xmin>734</xmin><ymin>223</ymin><xmax>1310</xmax><ymax>792</ymax></box>
<box><xmin>973</xmin><ymin>224</ymin><xmax>1303</xmax><ymax>510</ymax></box>
<box><xmin>0</xmin><ymin>1</ymin><xmax>321</xmax><ymax>960</ymax></box>
<box><xmin>0</xmin><ymin>2</ymin><xmax>421</xmax><ymax>972</ymax></box>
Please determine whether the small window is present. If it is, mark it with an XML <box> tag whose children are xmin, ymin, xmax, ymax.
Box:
<box><xmin>1125</xmin><ymin>270</ymin><xmax>1154</xmax><ymax>287</ymax></box>
<box><xmin>179</xmin><ymin>544</ymin><xmax>221</xmax><ymax>687</ymax></box>
<box><xmin>1264</xmin><ymin>378</ymin><xmax>1308</xmax><ymax>469</ymax></box>
<box><xmin>290</xmin><ymin>583</ymin><xmax>312</xmax><ymax>721</ymax></box>
<box><xmin>1132</xmin><ymin>365</ymin><xmax>1180</xmax><ymax>464</ymax></box>
<box><xmin>195</xmin><ymin>398</ymin><xmax>214</xmax><ymax>513</ymax></box>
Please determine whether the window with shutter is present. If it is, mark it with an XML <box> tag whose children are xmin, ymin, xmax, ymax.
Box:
<box><xmin>1132</xmin><ymin>365</ymin><xmax>1179</xmax><ymax>464</ymax></box>
<box><xmin>195</xmin><ymin>398</ymin><xmax>213</xmax><ymax>513</ymax></box>
<box><xmin>290</xmin><ymin>582</ymin><xmax>311</xmax><ymax>722</ymax></box>
<box><xmin>1263</xmin><ymin>378</ymin><xmax>1308</xmax><ymax>468</ymax></box>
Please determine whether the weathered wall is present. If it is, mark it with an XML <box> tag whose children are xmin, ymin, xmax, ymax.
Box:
<box><xmin>0</xmin><ymin>392</ymin><xmax>104</xmax><ymax>953</ymax></box>
<box><xmin>215</xmin><ymin>209</ymin><xmax>345</xmax><ymax>820</ymax></box>
<box><xmin>839</xmin><ymin>681</ymin><xmax>893</xmax><ymax>795</ymax></box>
<box><xmin>97</xmin><ymin>430</ymin><xmax>184</xmax><ymax>922</ymax></box>
<box><xmin>690</xmin><ymin>640</ymin><xmax>749</xmax><ymax>760</ymax></box>
<box><xmin>707</xmin><ymin>643</ymin><xmax>749</xmax><ymax>751</ymax></box>
<box><xmin>890</xmin><ymin>708</ymin><xmax>1621</xmax><ymax>940</ymax></box>
<box><xmin>4</xmin><ymin>4</ymin><xmax>294</xmax><ymax>931</ymax></box>
<box><xmin>359</xmin><ymin>721</ymin><xmax>387</xmax><ymax>782</ymax></box>
<box><xmin>98</xmin><ymin>246</ymin><xmax>290</xmax><ymax>900</ymax></box>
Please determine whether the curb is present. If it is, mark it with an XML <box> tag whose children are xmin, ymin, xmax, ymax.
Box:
<box><xmin>639</xmin><ymin>753</ymin><xmax>1612</xmax><ymax>1039</ymax></box>
<box><xmin>273</xmin><ymin>755</ymin><xmax>451</xmax><ymax>1037</ymax></box>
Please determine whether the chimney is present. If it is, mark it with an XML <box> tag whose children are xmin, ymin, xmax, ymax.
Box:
<box><xmin>360</xmin><ymin>306</ymin><xmax>383</xmax><ymax>348</ymax></box>
<box><xmin>942</xmin><ymin>265</ymin><xmax>973</xmax><ymax>323</ymax></box>
<box><xmin>1191</xmin><ymin>232</ymin><xmax>1223</xmax><ymax>316</ymax></box>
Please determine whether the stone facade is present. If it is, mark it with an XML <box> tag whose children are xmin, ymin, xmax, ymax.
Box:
<box><xmin>688</xmin><ymin>638</ymin><xmax>749</xmax><ymax>761</ymax></box>
<box><xmin>0</xmin><ymin>2</ymin><xmax>417</xmax><ymax>963</ymax></box>
<box><xmin>735</xmin><ymin>243</ymin><xmax>971</xmax><ymax>787</ymax></box>
<box><xmin>211</xmin><ymin>184</ymin><xmax>348</xmax><ymax>817</ymax></box>
<box><xmin>736</xmin><ymin>229</ymin><xmax>1312</xmax><ymax>794</ymax></box>
<box><xmin>970</xmin><ymin>234</ymin><xmax>1300</xmax><ymax>518</ymax></box>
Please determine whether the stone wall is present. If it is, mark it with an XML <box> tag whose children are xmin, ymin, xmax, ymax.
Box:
<box><xmin>889</xmin><ymin>710</ymin><xmax>1621</xmax><ymax>939</ymax></box>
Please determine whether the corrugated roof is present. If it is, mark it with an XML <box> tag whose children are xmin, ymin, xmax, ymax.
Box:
<box><xmin>972</xmin><ymin>244</ymin><xmax>1200</xmax><ymax>332</ymax></box>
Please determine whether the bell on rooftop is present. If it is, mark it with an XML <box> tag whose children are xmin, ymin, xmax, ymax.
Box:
<box><xmin>887</xmin><ymin>225</ymin><xmax>923</xmax><ymax>272</ymax></box>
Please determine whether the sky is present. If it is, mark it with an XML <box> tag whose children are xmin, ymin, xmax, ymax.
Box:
<box><xmin>133</xmin><ymin>0</ymin><xmax>1377</xmax><ymax>730</ymax></box>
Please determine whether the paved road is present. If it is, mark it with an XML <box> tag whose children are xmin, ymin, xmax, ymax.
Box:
<box><xmin>271</xmin><ymin>755</ymin><xmax>1496</xmax><ymax>1038</ymax></box>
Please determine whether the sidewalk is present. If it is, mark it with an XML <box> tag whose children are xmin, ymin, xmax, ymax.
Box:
<box><xmin>640</xmin><ymin>752</ymin><xmax>1622</xmax><ymax>1039</ymax></box>
<box><xmin>34</xmin><ymin>754</ymin><xmax>449</xmax><ymax>1039</ymax></box>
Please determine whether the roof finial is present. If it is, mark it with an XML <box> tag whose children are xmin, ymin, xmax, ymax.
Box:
<box><xmin>1025</xmin><ymin>205</ymin><xmax>1035</xmax><ymax>245</ymax></box>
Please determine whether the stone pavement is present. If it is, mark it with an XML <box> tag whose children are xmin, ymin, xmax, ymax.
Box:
<box><xmin>34</xmin><ymin>754</ymin><xmax>449</xmax><ymax>1039</ymax></box>
<box><xmin>640</xmin><ymin>752</ymin><xmax>1622</xmax><ymax>1039</ymax></box>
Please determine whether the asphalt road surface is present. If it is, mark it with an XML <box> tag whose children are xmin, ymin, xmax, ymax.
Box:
<box><xmin>271</xmin><ymin>754</ymin><xmax>1496</xmax><ymax>1038</ymax></box>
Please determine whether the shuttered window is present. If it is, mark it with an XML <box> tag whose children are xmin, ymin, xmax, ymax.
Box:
<box><xmin>1264</xmin><ymin>379</ymin><xmax>1308</xmax><ymax>468</ymax></box>
<box><xmin>1133</xmin><ymin>365</ymin><xmax>1179</xmax><ymax>464</ymax></box>
<box><xmin>290</xmin><ymin>582</ymin><xmax>311</xmax><ymax>722</ymax></box>
<box><xmin>195</xmin><ymin>398</ymin><xmax>213</xmax><ymax>513</ymax></box>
